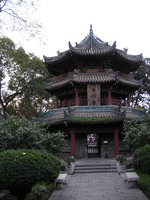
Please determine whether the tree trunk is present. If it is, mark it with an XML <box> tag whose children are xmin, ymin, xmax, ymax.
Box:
<box><xmin>2</xmin><ymin>105</ymin><xmax>7</xmax><ymax>119</ymax></box>
<box><xmin>0</xmin><ymin>102</ymin><xmax>7</xmax><ymax>119</ymax></box>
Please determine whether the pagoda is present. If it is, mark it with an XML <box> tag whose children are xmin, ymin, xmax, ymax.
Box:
<box><xmin>42</xmin><ymin>25</ymin><xmax>144</xmax><ymax>158</ymax></box>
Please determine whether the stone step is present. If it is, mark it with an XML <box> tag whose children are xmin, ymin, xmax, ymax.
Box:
<box><xmin>75</xmin><ymin>163</ymin><xmax>116</xmax><ymax>167</ymax></box>
<box><xmin>75</xmin><ymin>166</ymin><xmax>116</xmax><ymax>170</ymax></box>
<box><xmin>74</xmin><ymin>163</ymin><xmax>117</xmax><ymax>173</ymax></box>
<box><xmin>74</xmin><ymin>168</ymin><xmax>117</xmax><ymax>173</ymax></box>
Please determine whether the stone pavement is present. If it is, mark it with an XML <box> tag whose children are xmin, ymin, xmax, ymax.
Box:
<box><xmin>49</xmin><ymin>172</ymin><xmax>149</xmax><ymax>200</ymax></box>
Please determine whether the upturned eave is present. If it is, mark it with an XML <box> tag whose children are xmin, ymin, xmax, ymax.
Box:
<box><xmin>43</xmin><ymin>26</ymin><xmax>142</xmax><ymax>76</ymax></box>
<box><xmin>44</xmin><ymin>71</ymin><xmax>142</xmax><ymax>92</ymax></box>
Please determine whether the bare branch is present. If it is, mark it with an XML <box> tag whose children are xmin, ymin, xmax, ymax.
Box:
<box><xmin>0</xmin><ymin>0</ymin><xmax>8</xmax><ymax>12</ymax></box>
<box><xmin>0</xmin><ymin>0</ymin><xmax>42</xmax><ymax>40</ymax></box>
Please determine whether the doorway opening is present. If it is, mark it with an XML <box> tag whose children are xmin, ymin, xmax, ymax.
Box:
<box><xmin>87</xmin><ymin>133</ymin><xmax>100</xmax><ymax>157</ymax></box>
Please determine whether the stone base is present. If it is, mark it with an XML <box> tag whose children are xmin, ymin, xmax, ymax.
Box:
<box><xmin>125</xmin><ymin>172</ymin><xmax>140</xmax><ymax>188</ymax></box>
<box><xmin>125</xmin><ymin>180</ymin><xmax>137</xmax><ymax>188</ymax></box>
<box><xmin>56</xmin><ymin>173</ymin><xmax>67</xmax><ymax>189</ymax></box>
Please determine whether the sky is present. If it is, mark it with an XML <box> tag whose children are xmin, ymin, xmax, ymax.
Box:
<box><xmin>2</xmin><ymin>0</ymin><xmax>150</xmax><ymax>59</ymax></box>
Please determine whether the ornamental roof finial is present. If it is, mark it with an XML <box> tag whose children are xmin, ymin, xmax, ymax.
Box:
<box><xmin>90</xmin><ymin>24</ymin><xmax>93</xmax><ymax>35</ymax></box>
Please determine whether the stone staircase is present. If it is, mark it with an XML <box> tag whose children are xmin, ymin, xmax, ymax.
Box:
<box><xmin>74</xmin><ymin>159</ymin><xmax>117</xmax><ymax>173</ymax></box>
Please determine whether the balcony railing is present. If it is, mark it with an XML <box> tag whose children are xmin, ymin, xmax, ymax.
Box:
<box><xmin>62</xmin><ymin>100</ymin><xmax>75</xmax><ymax>107</ymax></box>
<box><xmin>58</xmin><ymin>98</ymin><xmax>127</xmax><ymax>108</ymax></box>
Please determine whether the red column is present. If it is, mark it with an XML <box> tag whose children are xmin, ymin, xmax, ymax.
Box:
<box><xmin>108</xmin><ymin>89</ymin><xmax>112</xmax><ymax>105</ymax></box>
<box><xmin>71</xmin><ymin>130</ymin><xmax>75</xmax><ymax>157</ymax></box>
<box><xmin>75</xmin><ymin>88</ymin><xmax>79</xmax><ymax>106</ymax></box>
<box><xmin>114</xmin><ymin>128</ymin><xmax>119</xmax><ymax>157</ymax></box>
<box><xmin>128</xmin><ymin>93</ymin><xmax>130</xmax><ymax>107</ymax></box>
<box><xmin>56</xmin><ymin>97</ymin><xmax>58</xmax><ymax>108</ymax></box>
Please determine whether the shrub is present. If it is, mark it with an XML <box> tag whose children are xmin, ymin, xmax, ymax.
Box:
<box><xmin>116</xmin><ymin>154</ymin><xmax>126</xmax><ymax>165</ymax></box>
<box><xmin>123</xmin><ymin>118</ymin><xmax>150</xmax><ymax>151</ymax></box>
<box><xmin>0</xmin><ymin>115</ymin><xmax>66</xmax><ymax>155</ymax></box>
<box><xmin>0</xmin><ymin>149</ymin><xmax>61</xmax><ymax>200</ymax></box>
<box><xmin>133</xmin><ymin>145</ymin><xmax>150</xmax><ymax>174</ymax></box>
<box><xmin>65</xmin><ymin>156</ymin><xmax>75</xmax><ymax>166</ymax></box>
<box><xmin>31</xmin><ymin>182</ymin><xmax>56</xmax><ymax>200</ymax></box>
<box><xmin>0</xmin><ymin>115</ymin><xmax>45</xmax><ymax>151</ymax></box>
<box><xmin>137</xmin><ymin>173</ymin><xmax>150</xmax><ymax>199</ymax></box>
<box><xmin>44</xmin><ymin>131</ymin><xmax>67</xmax><ymax>155</ymax></box>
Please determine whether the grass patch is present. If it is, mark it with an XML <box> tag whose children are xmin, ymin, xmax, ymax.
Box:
<box><xmin>137</xmin><ymin>172</ymin><xmax>150</xmax><ymax>199</ymax></box>
<box><xmin>71</xmin><ymin>116</ymin><xmax>114</xmax><ymax>122</ymax></box>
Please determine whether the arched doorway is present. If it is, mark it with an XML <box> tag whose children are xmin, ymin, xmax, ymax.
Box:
<box><xmin>87</xmin><ymin>133</ymin><xmax>101</xmax><ymax>157</ymax></box>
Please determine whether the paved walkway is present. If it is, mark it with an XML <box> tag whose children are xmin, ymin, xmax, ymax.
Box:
<box><xmin>49</xmin><ymin>172</ymin><xmax>149</xmax><ymax>200</ymax></box>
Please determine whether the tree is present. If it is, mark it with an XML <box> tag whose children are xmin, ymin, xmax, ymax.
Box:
<box><xmin>0</xmin><ymin>37</ymin><xmax>16</xmax><ymax>117</ymax></box>
<box><xmin>0</xmin><ymin>149</ymin><xmax>60</xmax><ymax>200</ymax></box>
<box><xmin>0</xmin><ymin>115</ymin><xmax>45</xmax><ymax>150</ymax></box>
<box><xmin>123</xmin><ymin>117</ymin><xmax>150</xmax><ymax>151</ymax></box>
<box><xmin>0</xmin><ymin>0</ymin><xmax>42</xmax><ymax>38</ymax></box>
<box><xmin>131</xmin><ymin>58</ymin><xmax>150</xmax><ymax>111</ymax></box>
<box><xmin>0</xmin><ymin>37</ymin><xmax>52</xmax><ymax>119</ymax></box>
<box><xmin>8</xmin><ymin>51</ymin><xmax>53</xmax><ymax>119</ymax></box>
<box><xmin>44</xmin><ymin>131</ymin><xmax>67</xmax><ymax>155</ymax></box>
<box><xmin>0</xmin><ymin>115</ymin><xmax>67</xmax><ymax>154</ymax></box>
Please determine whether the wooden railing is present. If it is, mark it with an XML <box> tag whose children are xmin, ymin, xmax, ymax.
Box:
<box><xmin>59</xmin><ymin>98</ymin><xmax>127</xmax><ymax>108</ymax></box>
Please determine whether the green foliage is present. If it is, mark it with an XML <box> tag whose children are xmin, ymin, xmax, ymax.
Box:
<box><xmin>65</xmin><ymin>156</ymin><xmax>75</xmax><ymax>166</ymax></box>
<box><xmin>0</xmin><ymin>149</ymin><xmax>60</xmax><ymax>200</ymax></box>
<box><xmin>123</xmin><ymin>118</ymin><xmax>150</xmax><ymax>150</ymax></box>
<box><xmin>137</xmin><ymin>173</ymin><xmax>150</xmax><ymax>199</ymax></box>
<box><xmin>0</xmin><ymin>115</ymin><xmax>45</xmax><ymax>151</ymax></box>
<box><xmin>116</xmin><ymin>154</ymin><xmax>126</xmax><ymax>165</ymax></box>
<box><xmin>133</xmin><ymin>145</ymin><xmax>150</xmax><ymax>174</ymax></box>
<box><xmin>132</xmin><ymin>58</ymin><xmax>150</xmax><ymax>111</ymax></box>
<box><xmin>0</xmin><ymin>115</ymin><xmax>66</xmax><ymax>155</ymax></box>
<box><xmin>31</xmin><ymin>182</ymin><xmax>56</xmax><ymax>200</ymax></box>
<box><xmin>0</xmin><ymin>37</ymin><xmax>52</xmax><ymax>119</ymax></box>
<box><xmin>44</xmin><ymin>131</ymin><xmax>67</xmax><ymax>155</ymax></box>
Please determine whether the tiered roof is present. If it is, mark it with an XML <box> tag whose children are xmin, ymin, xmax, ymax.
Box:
<box><xmin>45</xmin><ymin>69</ymin><xmax>142</xmax><ymax>92</ymax></box>
<box><xmin>39</xmin><ymin>106</ymin><xmax>125</xmax><ymax>126</ymax></box>
<box><xmin>44</xmin><ymin>25</ymin><xmax>142</xmax><ymax>76</ymax></box>
<box><xmin>68</xmin><ymin>26</ymin><xmax>116</xmax><ymax>55</ymax></box>
<box><xmin>39</xmin><ymin>105</ymin><xmax>145</xmax><ymax>126</ymax></box>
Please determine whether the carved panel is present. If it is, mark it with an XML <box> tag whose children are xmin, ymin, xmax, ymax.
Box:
<box><xmin>87</xmin><ymin>84</ymin><xmax>100</xmax><ymax>106</ymax></box>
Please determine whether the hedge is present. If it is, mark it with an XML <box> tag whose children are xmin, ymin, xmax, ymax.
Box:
<box><xmin>0</xmin><ymin>149</ymin><xmax>60</xmax><ymax>200</ymax></box>
<box><xmin>133</xmin><ymin>145</ymin><xmax>150</xmax><ymax>174</ymax></box>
